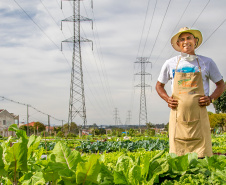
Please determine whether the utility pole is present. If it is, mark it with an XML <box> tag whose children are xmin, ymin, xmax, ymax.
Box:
<box><xmin>61</xmin><ymin>0</ymin><xmax>93</xmax><ymax>132</ymax></box>
<box><xmin>135</xmin><ymin>57</ymin><xmax>152</xmax><ymax>126</ymax></box>
<box><xmin>48</xmin><ymin>115</ymin><xmax>50</xmax><ymax>134</ymax></box>
<box><xmin>27</xmin><ymin>104</ymin><xmax>29</xmax><ymax>136</ymax></box>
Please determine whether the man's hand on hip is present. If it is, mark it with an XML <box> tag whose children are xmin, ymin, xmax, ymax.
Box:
<box><xmin>168</xmin><ymin>96</ymin><xmax>178</xmax><ymax>109</ymax></box>
<box><xmin>199</xmin><ymin>96</ymin><xmax>211</xmax><ymax>106</ymax></box>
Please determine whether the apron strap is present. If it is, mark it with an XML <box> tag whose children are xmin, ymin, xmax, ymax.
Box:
<box><xmin>176</xmin><ymin>55</ymin><xmax>201</xmax><ymax>72</ymax></box>
<box><xmin>197</xmin><ymin>58</ymin><xmax>201</xmax><ymax>72</ymax></box>
<box><xmin>175</xmin><ymin>56</ymin><xmax>181</xmax><ymax>71</ymax></box>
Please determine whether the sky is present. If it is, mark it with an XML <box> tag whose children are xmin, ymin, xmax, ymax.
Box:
<box><xmin>0</xmin><ymin>0</ymin><xmax>226</xmax><ymax>127</ymax></box>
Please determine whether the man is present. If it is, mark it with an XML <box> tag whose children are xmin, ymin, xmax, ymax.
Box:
<box><xmin>156</xmin><ymin>27</ymin><xmax>225</xmax><ymax>158</ymax></box>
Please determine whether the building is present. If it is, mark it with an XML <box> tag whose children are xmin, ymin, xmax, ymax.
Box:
<box><xmin>45</xmin><ymin>126</ymin><xmax>54</xmax><ymax>132</ymax></box>
<box><xmin>0</xmin><ymin>109</ymin><xmax>19</xmax><ymax>137</ymax></box>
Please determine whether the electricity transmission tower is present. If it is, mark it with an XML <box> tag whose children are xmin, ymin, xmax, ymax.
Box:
<box><xmin>61</xmin><ymin>0</ymin><xmax>93</xmax><ymax>130</ymax></box>
<box><xmin>125</xmin><ymin>110</ymin><xmax>131</xmax><ymax>125</ymax></box>
<box><xmin>114</xmin><ymin>108</ymin><xmax>119</xmax><ymax>125</ymax></box>
<box><xmin>135</xmin><ymin>57</ymin><xmax>152</xmax><ymax>126</ymax></box>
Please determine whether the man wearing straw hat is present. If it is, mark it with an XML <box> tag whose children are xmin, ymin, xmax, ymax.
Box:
<box><xmin>156</xmin><ymin>27</ymin><xmax>225</xmax><ymax>158</ymax></box>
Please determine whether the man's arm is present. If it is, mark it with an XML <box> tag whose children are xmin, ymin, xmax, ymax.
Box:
<box><xmin>199</xmin><ymin>79</ymin><xmax>226</xmax><ymax>106</ymax></box>
<box><xmin>155</xmin><ymin>81</ymin><xmax>178</xmax><ymax>109</ymax></box>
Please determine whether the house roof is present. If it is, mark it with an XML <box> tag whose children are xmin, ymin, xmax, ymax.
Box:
<box><xmin>0</xmin><ymin>109</ymin><xmax>6</xmax><ymax>114</ymax></box>
<box><xmin>24</xmin><ymin>122</ymin><xmax>36</xmax><ymax>126</ymax></box>
<box><xmin>0</xmin><ymin>109</ymin><xmax>19</xmax><ymax>118</ymax></box>
<box><xmin>10</xmin><ymin>113</ymin><xmax>19</xmax><ymax>119</ymax></box>
<box><xmin>46</xmin><ymin>126</ymin><xmax>54</xmax><ymax>130</ymax></box>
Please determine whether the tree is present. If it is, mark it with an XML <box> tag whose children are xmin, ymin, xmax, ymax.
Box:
<box><xmin>91</xmin><ymin>128</ymin><xmax>105</xmax><ymax>136</ymax></box>
<box><xmin>208</xmin><ymin>111</ymin><xmax>213</xmax><ymax>115</ymax></box>
<box><xmin>128</xmin><ymin>128</ymin><xmax>135</xmax><ymax>137</ymax></box>
<box><xmin>33</xmin><ymin>122</ymin><xmax>46</xmax><ymax>132</ymax></box>
<box><xmin>146</xmin><ymin>122</ymin><xmax>154</xmax><ymax>129</ymax></box>
<box><xmin>63</xmin><ymin>122</ymin><xmax>79</xmax><ymax>134</ymax></box>
<box><xmin>92</xmin><ymin>123</ymin><xmax>98</xmax><ymax>128</ymax></box>
<box><xmin>164</xmin><ymin>122</ymin><xmax>169</xmax><ymax>132</ymax></box>
<box><xmin>91</xmin><ymin>128</ymin><xmax>100</xmax><ymax>136</ymax></box>
<box><xmin>57</xmin><ymin>131</ymin><xmax>64</xmax><ymax>137</ymax></box>
<box><xmin>54</xmin><ymin>127</ymin><xmax>62</xmax><ymax>133</ymax></box>
<box><xmin>209</xmin><ymin>113</ymin><xmax>226</xmax><ymax>132</ymax></box>
<box><xmin>19</xmin><ymin>125</ymin><xmax>27</xmax><ymax>132</ymax></box>
<box><xmin>217</xmin><ymin>113</ymin><xmax>226</xmax><ymax>132</ymax></box>
<box><xmin>209</xmin><ymin>113</ymin><xmax>219</xmax><ymax>129</ymax></box>
<box><xmin>19</xmin><ymin>125</ymin><xmax>33</xmax><ymax>135</ymax></box>
<box><xmin>213</xmin><ymin>82</ymin><xmax>226</xmax><ymax>113</ymax></box>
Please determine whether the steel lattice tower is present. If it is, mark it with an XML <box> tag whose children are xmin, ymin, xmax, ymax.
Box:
<box><xmin>114</xmin><ymin>108</ymin><xmax>119</xmax><ymax>125</ymax></box>
<box><xmin>61</xmin><ymin>0</ymin><xmax>92</xmax><ymax>130</ymax></box>
<box><xmin>125</xmin><ymin>110</ymin><xmax>131</xmax><ymax>125</ymax></box>
<box><xmin>135</xmin><ymin>57</ymin><xmax>152</xmax><ymax>126</ymax></box>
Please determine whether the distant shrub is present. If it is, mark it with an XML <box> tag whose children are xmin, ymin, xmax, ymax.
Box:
<box><xmin>57</xmin><ymin>131</ymin><xmax>64</xmax><ymax>137</ymax></box>
<box><xmin>149</xmin><ymin>129</ymin><xmax>155</xmax><ymax>136</ymax></box>
<box><xmin>67</xmin><ymin>133</ymin><xmax>77</xmax><ymax>138</ymax></box>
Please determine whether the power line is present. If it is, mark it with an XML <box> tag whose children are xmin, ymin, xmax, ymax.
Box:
<box><xmin>199</xmin><ymin>18</ymin><xmax>226</xmax><ymax>48</ymax></box>
<box><xmin>130</xmin><ymin>0</ymin><xmax>156</xmax><ymax>125</ymax></box>
<box><xmin>190</xmin><ymin>0</ymin><xmax>211</xmax><ymax>28</ymax></box>
<box><xmin>163</xmin><ymin>0</ymin><xmax>211</xmax><ymax>63</ymax></box>
<box><xmin>148</xmin><ymin>0</ymin><xmax>172</xmax><ymax>59</ymax></box>
<box><xmin>140</xmin><ymin>0</ymin><xmax>172</xmax><ymax>98</ymax></box>
<box><xmin>80</xmin><ymin>1</ymin><xmax>116</xmax><ymax>112</ymax></box>
<box><xmin>1</xmin><ymin>96</ymin><xmax>66</xmax><ymax>123</ymax></box>
<box><xmin>82</xmin><ymin>49</ymin><xmax>114</xmax><ymax>115</ymax></box>
<box><xmin>128</xmin><ymin>63</ymin><xmax>137</xmax><ymax>123</ymax></box>
<box><xmin>152</xmin><ymin>0</ymin><xmax>192</xmax><ymax>66</ymax></box>
<box><xmin>150</xmin><ymin>0</ymin><xmax>192</xmax><ymax>82</ymax></box>
<box><xmin>136</xmin><ymin>0</ymin><xmax>152</xmax><ymax>58</ymax></box>
<box><xmin>141</xmin><ymin>0</ymin><xmax>157</xmax><ymax>57</ymax></box>
<box><xmin>13</xmin><ymin>0</ymin><xmax>72</xmax><ymax>68</ymax></box>
<box><xmin>55</xmin><ymin>0</ymin><xmax>61</xmax><ymax>8</ymax></box>
<box><xmin>90</xmin><ymin>7</ymin><xmax>116</xmax><ymax>109</ymax></box>
<box><xmin>13</xmin><ymin>0</ymin><xmax>59</xmax><ymax>49</ymax></box>
<box><xmin>79</xmin><ymin>26</ymin><xmax>113</xmax><ymax>114</ymax></box>
<box><xmin>82</xmin><ymin>63</ymin><xmax>114</xmax><ymax>122</ymax></box>
<box><xmin>82</xmin><ymin>89</ymin><xmax>112</xmax><ymax>124</ymax></box>
<box><xmin>82</xmin><ymin>29</ymin><xmax>114</xmax><ymax>111</ymax></box>
<box><xmin>39</xmin><ymin>0</ymin><xmax>60</xmax><ymax>28</ymax></box>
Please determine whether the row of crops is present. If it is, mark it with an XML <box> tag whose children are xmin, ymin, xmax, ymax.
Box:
<box><xmin>0</xmin><ymin>124</ymin><xmax>226</xmax><ymax>184</ymax></box>
<box><xmin>38</xmin><ymin>138</ymin><xmax>169</xmax><ymax>153</ymax></box>
<box><xmin>37</xmin><ymin>135</ymin><xmax>226</xmax><ymax>154</ymax></box>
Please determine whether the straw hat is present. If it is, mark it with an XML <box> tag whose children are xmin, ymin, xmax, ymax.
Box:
<box><xmin>171</xmin><ymin>27</ymin><xmax>202</xmax><ymax>52</ymax></box>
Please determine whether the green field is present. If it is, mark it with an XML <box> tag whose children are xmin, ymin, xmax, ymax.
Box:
<box><xmin>0</xmin><ymin>125</ymin><xmax>225</xmax><ymax>184</ymax></box>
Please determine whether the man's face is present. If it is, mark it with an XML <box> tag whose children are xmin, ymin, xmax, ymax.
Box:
<box><xmin>177</xmin><ymin>32</ymin><xmax>197</xmax><ymax>55</ymax></box>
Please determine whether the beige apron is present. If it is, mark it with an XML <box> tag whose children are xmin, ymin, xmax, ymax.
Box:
<box><xmin>169</xmin><ymin>57</ymin><xmax>213</xmax><ymax>158</ymax></box>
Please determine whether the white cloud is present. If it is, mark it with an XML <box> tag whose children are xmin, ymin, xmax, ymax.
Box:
<box><xmin>0</xmin><ymin>0</ymin><xmax>225</xmax><ymax>126</ymax></box>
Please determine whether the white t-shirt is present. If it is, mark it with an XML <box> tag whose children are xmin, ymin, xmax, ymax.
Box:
<box><xmin>157</xmin><ymin>55</ymin><xmax>223</xmax><ymax>96</ymax></box>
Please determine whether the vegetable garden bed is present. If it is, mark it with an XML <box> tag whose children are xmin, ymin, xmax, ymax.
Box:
<box><xmin>1</xmin><ymin>124</ymin><xmax>226</xmax><ymax>185</ymax></box>
<box><xmin>37</xmin><ymin>135</ymin><xmax>226</xmax><ymax>155</ymax></box>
